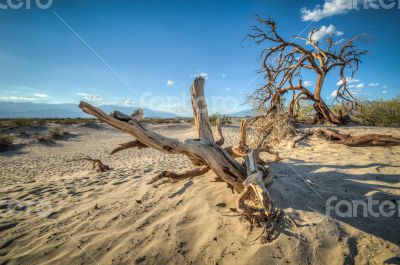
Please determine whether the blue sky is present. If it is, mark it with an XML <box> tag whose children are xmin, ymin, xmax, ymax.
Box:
<box><xmin>0</xmin><ymin>0</ymin><xmax>399</xmax><ymax>115</ymax></box>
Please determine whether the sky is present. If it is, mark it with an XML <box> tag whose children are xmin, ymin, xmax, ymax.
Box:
<box><xmin>0</xmin><ymin>0</ymin><xmax>399</xmax><ymax>116</ymax></box>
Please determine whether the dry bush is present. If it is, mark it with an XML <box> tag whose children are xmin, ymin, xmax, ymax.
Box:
<box><xmin>209</xmin><ymin>114</ymin><xmax>232</xmax><ymax>126</ymax></box>
<box><xmin>352</xmin><ymin>97</ymin><xmax>400</xmax><ymax>127</ymax></box>
<box><xmin>32</xmin><ymin>134</ymin><xmax>53</xmax><ymax>143</ymax></box>
<box><xmin>48</xmin><ymin>126</ymin><xmax>66</xmax><ymax>140</ymax></box>
<box><xmin>250</xmin><ymin>112</ymin><xmax>297</xmax><ymax>146</ymax></box>
<box><xmin>0</xmin><ymin>134</ymin><xmax>14</xmax><ymax>152</ymax></box>
<box><xmin>32</xmin><ymin>126</ymin><xmax>69</xmax><ymax>143</ymax></box>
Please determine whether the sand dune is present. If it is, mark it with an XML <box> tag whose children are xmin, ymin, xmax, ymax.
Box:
<box><xmin>0</xmin><ymin>124</ymin><xmax>399</xmax><ymax>264</ymax></box>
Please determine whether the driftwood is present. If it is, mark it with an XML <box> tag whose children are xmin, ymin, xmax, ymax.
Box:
<box><xmin>110</xmin><ymin>108</ymin><xmax>143</xmax><ymax>123</ymax></box>
<box><xmin>67</xmin><ymin>156</ymin><xmax>110</xmax><ymax>172</ymax></box>
<box><xmin>292</xmin><ymin>128</ymin><xmax>400</xmax><ymax>147</ymax></box>
<box><xmin>79</xmin><ymin>77</ymin><xmax>285</xmax><ymax>241</ymax></box>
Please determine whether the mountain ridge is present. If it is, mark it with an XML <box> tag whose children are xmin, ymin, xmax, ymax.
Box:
<box><xmin>0</xmin><ymin>101</ymin><xmax>179</xmax><ymax>118</ymax></box>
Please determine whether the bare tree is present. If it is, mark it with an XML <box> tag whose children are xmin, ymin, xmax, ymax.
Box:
<box><xmin>248</xmin><ymin>15</ymin><xmax>367</xmax><ymax>124</ymax></box>
<box><xmin>79</xmin><ymin>77</ymin><xmax>288</xmax><ymax>241</ymax></box>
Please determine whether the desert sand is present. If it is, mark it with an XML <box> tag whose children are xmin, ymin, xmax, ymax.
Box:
<box><xmin>0</xmin><ymin>123</ymin><xmax>399</xmax><ymax>265</ymax></box>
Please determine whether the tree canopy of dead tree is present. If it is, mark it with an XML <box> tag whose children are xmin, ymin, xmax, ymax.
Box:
<box><xmin>248</xmin><ymin>15</ymin><xmax>367</xmax><ymax>124</ymax></box>
<box><xmin>79</xmin><ymin>77</ymin><xmax>289</xmax><ymax>242</ymax></box>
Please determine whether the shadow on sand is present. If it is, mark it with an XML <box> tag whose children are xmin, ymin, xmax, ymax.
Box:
<box><xmin>268</xmin><ymin>158</ymin><xmax>400</xmax><ymax>246</ymax></box>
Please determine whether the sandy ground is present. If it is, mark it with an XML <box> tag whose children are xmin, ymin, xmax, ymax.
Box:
<box><xmin>0</xmin><ymin>123</ymin><xmax>399</xmax><ymax>265</ymax></box>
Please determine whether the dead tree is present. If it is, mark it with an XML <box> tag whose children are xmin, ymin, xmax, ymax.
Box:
<box><xmin>248</xmin><ymin>15</ymin><xmax>367</xmax><ymax>124</ymax></box>
<box><xmin>292</xmin><ymin>128</ymin><xmax>400</xmax><ymax>147</ymax></box>
<box><xmin>79</xmin><ymin>77</ymin><xmax>284</xmax><ymax>241</ymax></box>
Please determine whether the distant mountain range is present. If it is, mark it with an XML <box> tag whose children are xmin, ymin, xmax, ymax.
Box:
<box><xmin>0</xmin><ymin>101</ymin><xmax>256</xmax><ymax>119</ymax></box>
<box><xmin>0</xmin><ymin>102</ymin><xmax>179</xmax><ymax>118</ymax></box>
<box><xmin>227</xmin><ymin>109</ymin><xmax>256</xmax><ymax>117</ymax></box>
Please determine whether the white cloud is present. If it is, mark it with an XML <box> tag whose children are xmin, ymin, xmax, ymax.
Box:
<box><xmin>309</xmin><ymin>25</ymin><xmax>343</xmax><ymax>42</ymax></box>
<box><xmin>303</xmin><ymin>80</ymin><xmax>313</xmax><ymax>87</ymax></box>
<box><xmin>167</xmin><ymin>80</ymin><xmax>175</xmax><ymax>86</ymax></box>
<box><xmin>34</xmin><ymin>93</ymin><xmax>48</xmax><ymax>98</ymax></box>
<box><xmin>226</xmin><ymin>87</ymin><xmax>231</xmax><ymax>91</ymax></box>
<box><xmin>0</xmin><ymin>96</ymin><xmax>35</xmax><ymax>101</ymax></box>
<box><xmin>77</xmin><ymin>92</ymin><xmax>102</xmax><ymax>102</ymax></box>
<box><xmin>382</xmin><ymin>85</ymin><xmax>388</xmax><ymax>89</ymax></box>
<box><xmin>368</xmin><ymin>82</ymin><xmax>380</xmax><ymax>87</ymax></box>
<box><xmin>331</xmin><ymin>90</ymin><xmax>338</xmax><ymax>97</ymax></box>
<box><xmin>301</xmin><ymin>0</ymin><xmax>357</xmax><ymax>21</ymax></box>
<box><xmin>190</xmin><ymin>72</ymin><xmax>209</xmax><ymax>80</ymax></box>
<box><xmin>355</xmin><ymin>83</ymin><xmax>365</xmax><ymax>88</ymax></box>
<box><xmin>382</xmin><ymin>90</ymin><xmax>387</xmax><ymax>94</ymax></box>
<box><xmin>349</xmin><ymin>89</ymin><xmax>358</xmax><ymax>95</ymax></box>
<box><xmin>221</xmin><ymin>74</ymin><xmax>226</xmax><ymax>78</ymax></box>
<box><xmin>336</xmin><ymin>77</ymin><xmax>359</xmax><ymax>86</ymax></box>
<box><xmin>334</xmin><ymin>38</ymin><xmax>346</xmax><ymax>45</ymax></box>
<box><xmin>124</xmin><ymin>99</ymin><xmax>135</xmax><ymax>106</ymax></box>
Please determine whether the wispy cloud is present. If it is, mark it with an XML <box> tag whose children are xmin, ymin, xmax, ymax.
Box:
<box><xmin>336</xmin><ymin>77</ymin><xmax>359</xmax><ymax>86</ymax></box>
<box><xmin>221</xmin><ymin>74</ymin><xmax>226</xmax><ymax>78</ymax></box>
<box><xmin>368</xmin><ymin>82</ymin><xmax>380</xmax><ymax>87</ymax></box>
<box><xmin>167</xmin><ymin>80</ymin><xmax>175</xmax><ymax>86</ymax></box>
<box><xmin>124</xmin><ymin>98</ymin><xmax>135</xmax><ymax>106</ymax></box>
<box><xmin>226</xmin><ymin>87</ymin><xmax>231</xmax><ymax>91</ymax></box>
<box><xmin>301</xmin><ymin>0</ymin><xmax>357</xmax><ymax>21</ymax></box>
<box><xmin>34</xmin><ymin>93</ymin><xmax>48</xmax><ymax>98</ymax></box>
<box><xmin>355</xmin><ymin>83</ymin><xmax>365</xmax><ymax>88</ymax></box>
<box><xmin>0</xmin><ymin>96</ymin><xmax>36</xmax><ymax>101</ymax></box>
<box><xmin>382</xmin><ymin>90</ymin><xmax>387</xmax><ymax>94</ymax></box>
<box><xmin>303</xmin><ymin>80</ymin><xmax>313</xmax><ymax>87</ymax></box>
<box><xmin>76</xmin><ymin>92</ymin><xmax>102</xmax><ymax>102</ymax></box>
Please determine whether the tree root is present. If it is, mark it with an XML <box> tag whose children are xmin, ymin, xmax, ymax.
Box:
<box><xmin>67</xmin><ymin>156</ymin><xmax>111</xmax><ymax>172</ymax></box>
<box><xmin>110</xmin><ymin>140</ymin><xmax>148</xmax><ymax>155</ymax></box>
<box><xmin>147</xmin><ymin>166</ymin><xmax>210</xmax><ymax>185</ymax></box>
<box><xmin>292</xmin><ymin>130</ymin><xmax>313</xmax><ymax>148</ymax></box>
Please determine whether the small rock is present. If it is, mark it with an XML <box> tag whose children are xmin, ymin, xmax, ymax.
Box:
<box><xmin>135</xmin><ymin>256</ymin><xmax>146</xmax><ymax>263</ymax></box>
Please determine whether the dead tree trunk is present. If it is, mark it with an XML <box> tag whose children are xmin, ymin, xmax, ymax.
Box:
<box><xmin>79</xmin><ymin>77</ymin><xmax>283</xmax><ymax>240</ymax></box>
<box><xmin>292</xmin><ymin>128</ymin><xmax>400</xmax><ymax>147</ymax></box>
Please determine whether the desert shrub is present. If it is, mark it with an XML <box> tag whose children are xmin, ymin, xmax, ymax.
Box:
<box><xmin>352</xmin><ymin>98</ymin><xmax>400</xmax><ymax>127</ymax></box>
<box><xmin>51</xmin><ymin>118</ymin><xmax>97</xmax><ymax>125</ymax></box>
<box><xmin>209</xmin><ymin>114</ymin><xmax>232</xmax><ymax>126</ymax></box>
<box><xmin>17</xmin><ymin>130</ymin><xmax>30</xmax><ymax>138</ymax></box>
<box><xmin>141</xmin><ymin>118</ymin><xmax>194</xmax><ymax>125</ymax></box>
<box><xmin>9</xmin><ymin>119</ymin><xmax>37</xmax><ymax>127</ymax></box>
<box><xmin>32</xmin><ymin>134</ymin><xmax>53</xmax><ymax>143</ymax></box>
<box><xmin>48</xmin><ymin>126</ymin><xmax>66</xmax><ymax>140</ymax></box>
<box><xmin>0</xmin><ymin>134</ymin><xmax>14</xmax><ymax>152</ymax></box>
